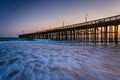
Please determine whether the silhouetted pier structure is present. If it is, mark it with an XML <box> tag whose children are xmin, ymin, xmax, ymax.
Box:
<box><xmin>19</xmin><ymin>15</ymin><xmax>120</xmax><ymax>43</ymax></box>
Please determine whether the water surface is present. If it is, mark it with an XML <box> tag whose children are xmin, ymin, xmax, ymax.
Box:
<box><xmin>0</xmin><ymin>39</ymin><xmax>120</xmax><ymax>80</ymax></box>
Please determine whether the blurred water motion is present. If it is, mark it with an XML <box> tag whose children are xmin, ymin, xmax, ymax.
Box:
<box><xmin>0</xmin><ymin>40</ymin><xmax>120</xmax><ymax>80</ymax></box>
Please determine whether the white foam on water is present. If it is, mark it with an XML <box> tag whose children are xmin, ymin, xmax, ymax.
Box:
<box><xmin>0</xmin><ymin>40</ymin><xmax>120</xmax><ymax>80</ymax></box>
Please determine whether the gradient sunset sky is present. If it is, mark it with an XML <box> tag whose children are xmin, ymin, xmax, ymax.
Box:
<box><xmin>0</xmin><ymin>0</ymin><xmax>120</xmax><ymax>37</ymax></box>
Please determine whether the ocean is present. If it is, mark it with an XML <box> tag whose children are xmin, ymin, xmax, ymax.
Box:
<box><xmin>0</xmin><ymin>38</ymin><xmax>120</xmax><ymax>80</ymax></box>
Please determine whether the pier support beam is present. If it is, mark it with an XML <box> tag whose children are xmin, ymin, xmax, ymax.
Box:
<box><xmin>101</xmin><ymin>27</ymin><xmax>103</xmax><ymax>43</ymax></box>
<box><xmin>94</xmin><ymin>27</ymin><xmax>96</xmax><ymax>43</ymax></box>
<box><xmin>109</xmin><ymin>26</ymin><xmax>113</xmax><ymax>42</ymax></box>
<box><xmin>86</xmin><ymin>29</ymin><xmax>89</xmax><ymax>42</ymax></box>
<box><xmin>73</xmin><ymin>30</ymin><xmax>75</xmax><ymax>40</ymax></box>
<box><xmin>70</xmin><ymin>30</ymin><xmax>72</xmax><ymax>40</ymax></box>
<box><xmin>104</xmin><ymin>26</ymin><xmax>108</xmax><ymax>43</ymax></box>
<box><xmin>114</xmin><ymin>25</ymin><xmax>118</xmax><ymax>44</ymax></box>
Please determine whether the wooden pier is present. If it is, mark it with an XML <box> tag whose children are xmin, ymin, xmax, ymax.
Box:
<box><xmin>19</xmin><ymin>15</ymin><xmax>120</xmax><ymax>43</ymax></box>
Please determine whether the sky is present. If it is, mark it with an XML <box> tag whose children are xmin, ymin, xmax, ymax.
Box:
<box><xmin>0</xmin><ymin>0</ymin><xmax>120</xmax><ymax>37</ymax></box>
